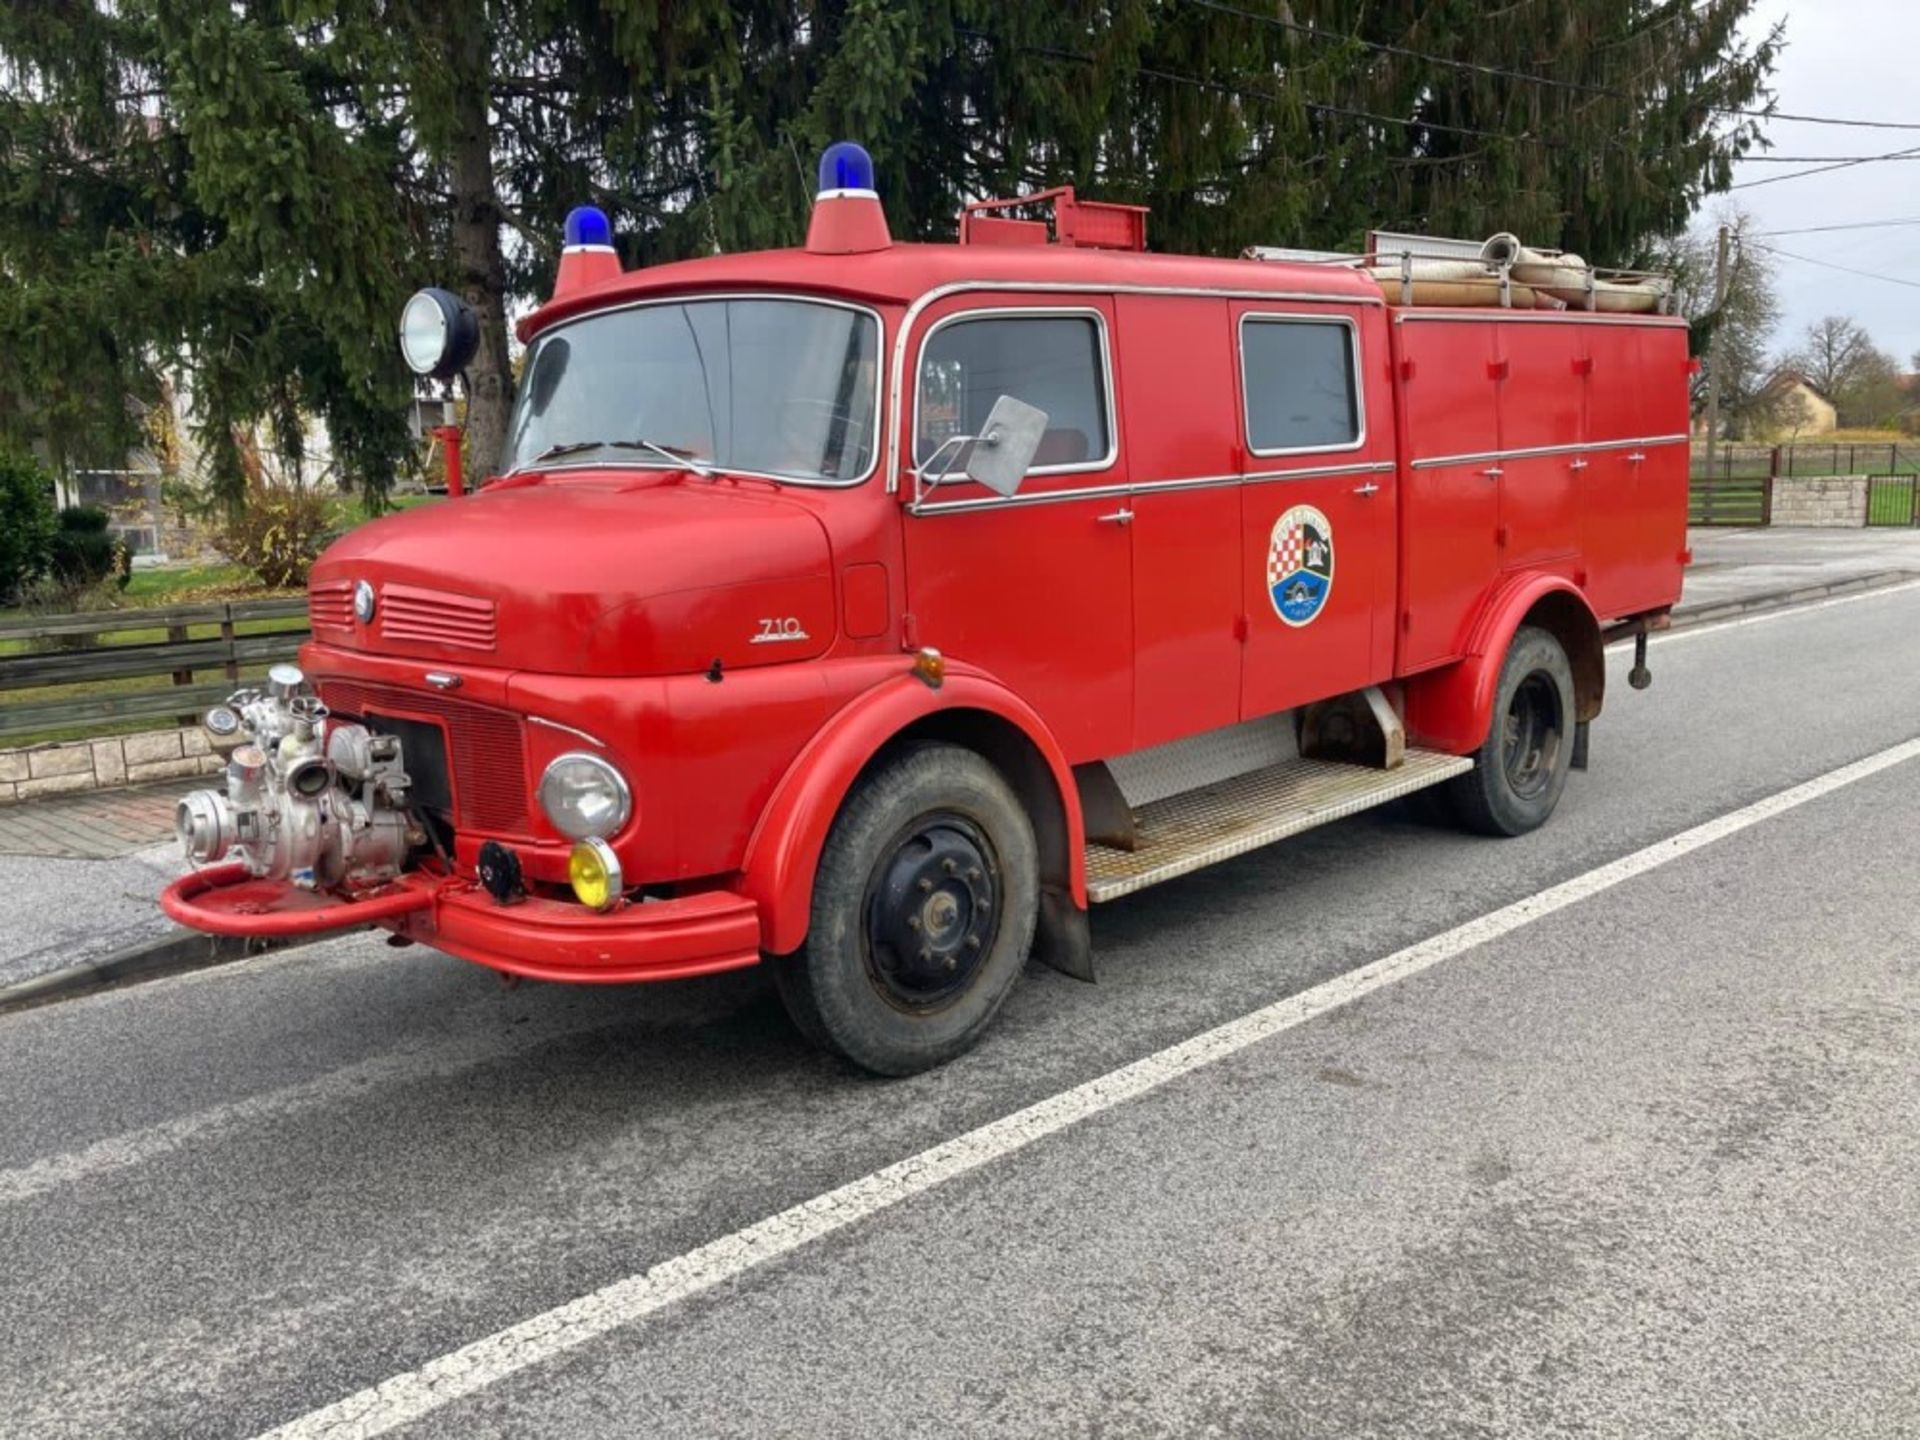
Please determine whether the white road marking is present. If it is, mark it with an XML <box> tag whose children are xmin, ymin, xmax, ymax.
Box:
<box><xmin>1650</xmin><ymin>575</ymin><xmax>1920</xmax><ymax>648</ymax></box>
<box><xmin>252</xmin><ymin>733</ymin><xmax>1920</xmax><ymax>1440</ymax></box>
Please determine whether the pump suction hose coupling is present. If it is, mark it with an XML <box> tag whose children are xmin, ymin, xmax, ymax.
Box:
<box><xmin>177</xmin><ymin>790</ymin><xmax>237</xmax><ymax>865</ymax></box>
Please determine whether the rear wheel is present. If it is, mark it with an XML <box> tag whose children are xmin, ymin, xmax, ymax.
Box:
<box><xmin>1444</xmin><ymin>625</ymin><xmax>1576</xmax><ymax>837</ymax></box>
<box><xmin>774</xmin><ymin>742</ymin><xmax>1039</xmax><ymax>1076</ymax></box>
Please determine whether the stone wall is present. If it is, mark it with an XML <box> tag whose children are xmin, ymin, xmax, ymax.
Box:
<box><xmin>0</xmin><ymin>727</ymin><xmax>223</xmax><ymax>804</ymax></box>
<box><xmin>1770</xmin><ymin>475</ymin><xmax>1868</xmax><ymax>528</ymax></box>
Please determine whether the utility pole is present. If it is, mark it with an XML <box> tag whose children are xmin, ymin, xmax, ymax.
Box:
<box><xmin>1704</xmin><ymin>223</ymin><xmax>1732</xmax><ymax>445</ymax></box>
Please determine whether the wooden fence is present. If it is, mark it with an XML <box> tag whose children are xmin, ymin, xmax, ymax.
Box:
<box><xmin>1688</xmin><ymin>476</ymin><xmax>1772</xmax><ymax>528</ymax></box>
<box><xmin>0</xmin><ymin>599</ymin><xmax>309</xmax><ymax>743</ymax></box>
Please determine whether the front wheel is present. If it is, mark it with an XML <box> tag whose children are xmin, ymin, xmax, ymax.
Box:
<box><xmin>1443</xmin><ymin>625</ymin><xmax>1576</xmax><ymax>837</ymax></box>
<box><xmin>774</xmin><ymin>742</ymin><xmax>1039</xmax><ymax>1076</ymax></box>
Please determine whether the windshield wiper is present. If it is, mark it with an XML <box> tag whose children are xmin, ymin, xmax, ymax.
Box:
<box><xmin>529</xmin><ymin>437</ymin><xmax>713</xmax><ymax>478</ymax></box>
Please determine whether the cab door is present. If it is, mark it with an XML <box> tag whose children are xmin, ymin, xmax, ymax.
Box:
<box><xmin>1235</xmin><ymin>304</ymin><xmax>1396</xmax><ymax>718</ymax></box>
<box><xmin>899</xmin><ymin>297</ymin><xmax>1133</xmax><ymax>762</ymax></box>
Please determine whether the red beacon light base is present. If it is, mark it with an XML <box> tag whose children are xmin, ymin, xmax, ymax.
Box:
<box><xmin>959</xmin><ymin>186</ymin><xmax>1149</xmax><ymax>252</ymax></box>
<box><xmin>554</xmin><ymin>205</ymin><xmax>623</xmax><ymax>297</ymax></box>
<box><xmin>806</xmin><ymin>141</ymin><xmax>893</xmax><ymax>255</ymax></box>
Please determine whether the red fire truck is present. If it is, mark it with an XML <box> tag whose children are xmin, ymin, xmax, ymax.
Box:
<box><xmin>164</xmin><ymin>142</ymin><xmax>1689</xmax><ymax>1074</ymax></box>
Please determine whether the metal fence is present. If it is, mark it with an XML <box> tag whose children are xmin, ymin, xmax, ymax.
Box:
<box><xmin>1866</xmin><ymin>475</ymin><xmax>1920</xmax><ymax>528</ymax></box>
<box><xmin>1691</xmin><ymin>442</ymin><xmax>1919</xmax><ymax>482</ymax></box>
<box><xmin>0</xmin><ymin>599</ymin><xmax>309</xmax><ymax>743</ymax></box>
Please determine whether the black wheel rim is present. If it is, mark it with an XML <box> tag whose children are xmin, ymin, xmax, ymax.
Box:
<box><xmin>1502</xmin><ymin>672</ymin><xmax>1563</xmax><ymax>801</ymax></box>
<box><xmin>861</xmin><ymin>811</ymin><xmax>1002</xmax><ymax>1014</ymax></box>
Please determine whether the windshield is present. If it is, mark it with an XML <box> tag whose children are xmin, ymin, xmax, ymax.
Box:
<box><xmin>502</xmin><ymin>297</ymin><xmax>881</xmax><ymax>483</ymax></box>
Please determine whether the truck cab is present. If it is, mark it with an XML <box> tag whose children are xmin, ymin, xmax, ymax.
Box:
<box><xmin>165</xmin><ymin>143</ymin><xmax>1689</xmax><ymax>1074</ymax></box>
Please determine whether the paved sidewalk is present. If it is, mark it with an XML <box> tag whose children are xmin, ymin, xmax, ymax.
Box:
<box><xmin>0</xmin><ymin>777</ymin><xmax>201</xmax><ymax>860</ymax></box>
<box><xmin>1683</xmin><ymin>526</ymin><xmax>1920</xmax><ymax>610</ymax></box>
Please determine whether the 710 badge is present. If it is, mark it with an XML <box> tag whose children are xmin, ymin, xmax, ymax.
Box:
<box><xmin>1265</xmin><ymin>504</ymin><xmax>1334</xmax><ymax>627</ymax></box>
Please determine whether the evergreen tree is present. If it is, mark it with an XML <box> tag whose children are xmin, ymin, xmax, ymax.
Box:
<box><xmin>1</xmin><ymin>1</ymin><xmax>1779</xmax><ymax>507</ymax></box>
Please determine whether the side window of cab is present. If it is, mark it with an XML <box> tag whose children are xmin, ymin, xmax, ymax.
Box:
<box><xmin>1239</xmin><ymin>315</ymin><xmax>1365</xmax><ymax>455</ymax></box>
<box><xmin>914</xmin><ymin>311</ymin><xmax>1115</xmax><ymax>477</ymax></box>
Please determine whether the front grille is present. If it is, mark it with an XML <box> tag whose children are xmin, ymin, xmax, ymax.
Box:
<box><xmin>308</xmin><ymin>579</ymin><xmax>353</xmax><ymax>633</ymax></box>
<box><xmin>318</xmin><ymin>680</ymin><xmax>530</xmax><ymax>834</ymax></box>
<box><xmin>379</xmin><ymin>584</ymin><xmax>497</xmax><ymax>653</ymax></box>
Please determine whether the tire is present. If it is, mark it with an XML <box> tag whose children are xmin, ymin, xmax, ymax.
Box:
<box><xmin>1444</xmin><ymin>625</ymin><xmax>1576</xmax><ymax>837</ymax></box>
<box><xmin>773</xmin><ymin>742</ymin><xmax>1039</xmax><ymax>1076</ymax></box>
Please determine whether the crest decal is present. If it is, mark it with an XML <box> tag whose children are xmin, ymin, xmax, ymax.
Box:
<box><xmin>1265</xmin><ymin>505</ymin><xmax>1334</xmax><ymax>627</ymax></box>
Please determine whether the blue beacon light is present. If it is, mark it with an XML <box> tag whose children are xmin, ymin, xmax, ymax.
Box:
<box><xmin>563</xmin><ymin>205</ymin><xmax>613</xmax><ymax>249</ymax></box>
<box><xmin>817</xmin><ymin>141</ymin><xmax>876</xmax><ymax>197</ymax></box>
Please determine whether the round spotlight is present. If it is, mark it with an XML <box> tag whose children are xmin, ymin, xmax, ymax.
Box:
<box><xmin>399</xmin><ymin>287</ymin><xmax>480</xmax><ymax>379</ymax></box>
<box><xmin>568</xmin><ymin>838</ymin><xmax>623</xmax><ymax>911</ymax></box>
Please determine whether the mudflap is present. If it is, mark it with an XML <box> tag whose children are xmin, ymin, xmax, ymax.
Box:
<box><xmin>1032</xmin><ymin>884</ymin><xmax>1095</xmax><ymax>983</ymax></box>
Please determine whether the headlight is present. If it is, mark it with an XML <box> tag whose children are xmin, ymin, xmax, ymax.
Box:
<box><xmin>398</xmin><ymin>287</ymin><xmax>480</xmax><ymax>379</ymax></box>
<box><xmin>537</xmin><ymin>751</ymin><xmax>632</xmax><ymax>839</ymax></box>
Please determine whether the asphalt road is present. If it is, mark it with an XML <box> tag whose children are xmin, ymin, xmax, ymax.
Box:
<box><xmin>2</xmin><ymin>582</ymin><xmax>1918</xmax><ymax>1439</ymax></box>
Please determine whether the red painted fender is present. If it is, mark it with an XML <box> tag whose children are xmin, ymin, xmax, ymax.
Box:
<box><xmin>741</xmin><ymin>666</ymin><xmax>1085</xmax><ymax>956</ymax></box>
<box><xmin>1403</xmin><ymin>574</ymin><xmax>1601</xmax><ymax>755</ymax></box>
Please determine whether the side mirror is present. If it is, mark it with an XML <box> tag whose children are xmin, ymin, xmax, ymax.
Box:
<box><xmin>964</xmin><ymin>395</ymin><xmax>1048</xmax><ymax>497</ymax></box>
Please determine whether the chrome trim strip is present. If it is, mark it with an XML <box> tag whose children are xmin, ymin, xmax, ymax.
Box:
<box><xmin>1237</xmin><ymin>311</ymin><xmax>1368</xmax><ymax>458</ymax></box>
<box><xmin>887</xmin><ymin>279</ymin><xmax>1382</xmax><ymax>491</ymax></box>
<box><xmin>508</xmin><ymin>292</ymin><xmax>886</xmax><ymax>490</ymax></box>
<box><xmin>1409</xmin><ymin>434</ymin><xmax>1689</xmax><ymax>471</ymax></box>
<box><xmin>910</xmin><ymin>305</ymin><xmax>1120</xmax><ymax>479</ymax></box>
<box><xmin>910</xmin><ymin>459</ymin><xmax>1394</xmax><ymax>515</ymax></box>
<box><xmin>1244</xmin><ymin>460</ymin><xmax>1394</xmax><ymax>485</ymax></box>
<box><xmin>528</xmin><ymin>715</ymin><xmax>607</xmax><ymax>749</ymax></box>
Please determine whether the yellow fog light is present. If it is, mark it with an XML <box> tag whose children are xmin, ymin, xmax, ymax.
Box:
<box><xmin>568</xmin><ymin>838</ymin><xmax>623</xmax><ymax>911</ymax></box>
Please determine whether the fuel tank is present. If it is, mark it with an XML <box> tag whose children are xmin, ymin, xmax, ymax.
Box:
<box><xmin>308</xmin><ymin>474</ymin><xmax>835</xmax><ymax>676</ymax></box>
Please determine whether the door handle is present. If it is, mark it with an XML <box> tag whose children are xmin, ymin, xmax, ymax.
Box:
<box><xmin>1353</xmin><ymin>481</ymin><xmax>1381</xmax><ymax>497</ymax></box>
<box><xmin>1481</xmin><ymin>466</ymin><xmax>1505</xmax><ymax>479</ymax></box>
<box><xmin>1097</xmin><ymin>507</ymin><xmax>1134</xmax><ymax>526</ymax></box>
<box><xmin>1568</xmin><ymin>458</ymin><xmax>1589</xmax><ymax>472</ymax></box>
<box><xmin>1626</xmin><ymin>452</ymin><xmax>1647</xmax><ymax>464</ymax></box>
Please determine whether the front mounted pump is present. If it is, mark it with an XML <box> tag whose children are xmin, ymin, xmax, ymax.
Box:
<box><xmin>175</xmin><ymin>664</ymin><xmax>420</xmax><ymax>892</ymax></box>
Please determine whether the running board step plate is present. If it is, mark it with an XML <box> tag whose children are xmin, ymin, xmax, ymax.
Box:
<box><xmin>1084</xmin><ymin>748</ymin><xmax>1473</xmax><ymax>903</ymax></box>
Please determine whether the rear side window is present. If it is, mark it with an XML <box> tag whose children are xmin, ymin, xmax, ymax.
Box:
<box><xmin>915</xmin><ymin>313</ymin><xmax>1112</xmax><ymax>471</ymax></box>
<box><xmin>1241</xmin><ymin>318</ymin><xmax>1362</xmax><ymax>454</ymax></box>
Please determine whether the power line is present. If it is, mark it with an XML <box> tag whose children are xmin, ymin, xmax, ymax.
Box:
<box><xmin>1179</xmin><ymin>0</ymin><xmax>1920</xmax><ymax>132</ymax></box>
<box><xmin>1739</xmin><ymin>155</ymin><xmax>1920</xmax><ymax>164</ymax></box>
<box><xmin>1018</xmin><ymin>42</ymin><xmax>1637</xmax><ymax>156</ymax></box>
<box><xmin>1732</xmin><ymin>143</ymin><xmax>1920</xmax><ymax>190</ymax></box>
<box><xmin>1748</xmin><ymin>241</ymin><xmax>1920</xmax><ymax>292</ymax></box>
<box><xmin>1748</xmin><ymin>217</ymin><xmax>1920</xmax><ymax>238</ymax></box>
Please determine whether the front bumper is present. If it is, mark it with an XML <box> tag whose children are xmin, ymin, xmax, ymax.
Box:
<box><xmin>160</xmin><ymin>867</ymin><xmax>763</xmax><ymax>985</ymax></box>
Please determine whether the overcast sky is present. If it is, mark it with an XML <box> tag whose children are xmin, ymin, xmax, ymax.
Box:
<box><xmin>1726</xmin><ymin>0</ymin><xmax>1920</xmax><ymax>369</ymax></box>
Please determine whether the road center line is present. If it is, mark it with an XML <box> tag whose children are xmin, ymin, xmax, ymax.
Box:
<box><xmin>253</xmin><ymin>733</ymin><xmax>1920</xmax><ymax>1440</ymax></box>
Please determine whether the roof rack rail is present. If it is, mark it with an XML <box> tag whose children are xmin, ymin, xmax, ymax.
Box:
<box><xmin>958</xmin><ymin>187</ymin><xmax>1149</xmax><ymax>252</ymax></box>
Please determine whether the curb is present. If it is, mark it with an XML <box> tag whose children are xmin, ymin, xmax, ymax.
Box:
<box><xmin>0</xmin><ymin>929</ymin><xmax>293</xmax><ymax>1017</ymax></box>
<box><xmin>4</xmin><ymin>568</ymin><xmax>1915</xmax><ymax>1018</ymax></box>
<box><xmin>1662</xmin><ymin>569</ymin><xmax>1915</xmax><ymax>634</ymax></box>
